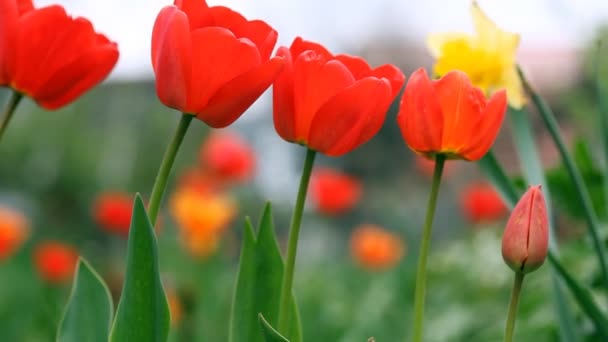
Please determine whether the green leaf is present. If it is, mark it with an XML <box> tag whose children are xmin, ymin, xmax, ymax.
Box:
<box><xmin>110</xmin><ymin>194</ymin><xmax>170</xmax><ymax>342</ymax></box>
<box><xmin>259</xmin><ymin>314</ymin><xmax>290</xmax><ymax>342</ymax></box>
<box><xmin>478</xmin><ymin>151</ymin><xmax>519</xmax><ymax>206</ymax></box>
<box><xmin>548</xmin><ymin>252</ymin><xmax>608</xmax><ymax>340</ymax></box>
<box><xmin>229</xmin><ymin>203</ymin><xmax>302</xmax><ymax>342</ymax></box>
<box><xmin>57</xmin><ymin>258</ymin><xmax>114</xmax><ymax>342</ymax></box>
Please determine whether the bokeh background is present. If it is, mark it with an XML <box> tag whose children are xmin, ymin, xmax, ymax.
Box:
<box><xmin>2</xmin><ymin>0</ymin><xmax>608</xmax><ymax>341</ymax></box>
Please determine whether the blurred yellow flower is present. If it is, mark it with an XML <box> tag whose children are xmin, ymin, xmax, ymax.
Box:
<box><xmin>170</xmin><ymin>189</ymin><xmax>236</xmax><ymax>258</ymax></box>
<box><xmin>427</xmin><ymin>1</ymin><xmax>525</xmax><ymax>108</ymax></box>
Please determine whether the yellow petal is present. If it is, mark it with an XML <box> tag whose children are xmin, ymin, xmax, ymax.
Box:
<box><xmin>426</xmin><ymin>32</ymin><xmax>473</xmax><ymax>58</ymax></box>
<box><xmin>502</xmin><ymin>67</ymin><xmax>526</xmax><ymax>108</ymax></box>
<box><xmin>471</xmin><ymin>1</ymin><xmax>520</xmax><ymax>52</ymax></box>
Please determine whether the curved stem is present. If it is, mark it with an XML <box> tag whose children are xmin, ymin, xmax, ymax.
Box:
<box><xmin>0</xmin><ymin>91</ymin><xmax>23</xmax><ymax>143</ymax></box>
<box><xmin>517</xmin><ymin>66</ymin><xmax>608</xmax><ymax>293</ymax></box>
<box><xmin>147</xmin><ymin>113</ymin><xmax>193</xmax><ymax>225</ymax></box>
<box><xmin>411</xmin><ymin>154</ymin><xmax>445</xmax><ymax>342</ymax></box>
<box><xmin>277</xmin><ymin>148</ymin><xmax>316</xmax><ymax>334</ymax></box>
<box><xmin>504</xmin><ymin>272</ymin><xmax>525</xmax><ymax>342</ymax></box>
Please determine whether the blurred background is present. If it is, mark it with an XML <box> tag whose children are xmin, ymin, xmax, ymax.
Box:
<box><xmin>2</xmin><ymin>0</ymin><xmax>608</xmax><ymax>341</ymax></box>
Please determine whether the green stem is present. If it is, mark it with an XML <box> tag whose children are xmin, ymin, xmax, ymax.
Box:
<box><xmin>411</xmin><ymin>154</ymin><xmax>445</xmax><ymax>342</ymax></box>
<box><xmin>517</xmin><ymin>66</ymin><xmax>608</xmax><ymax>292</ymax></box>
<box><xmin>277</xmin><ymin>148</ymin><xmax>316</xmax><ymax>334</ymax></box>
<box><xmin>504</xmin><ymin>272</ymin><xmax>525</xmax><ymax>342</ymax></box>
<box><xmin>147</xmin><ymin>113</ymin><xmax>193</xmax><ymax>225</ymax></box>
<box><xmin>0</xmin><ymin>91</ymin><xmax>23</xmax><ymax>143</ymax></box>
<box><xmin>595</xmin><ymin>41</ymin><xmax>608</xmax><ymax>218</ymax></box>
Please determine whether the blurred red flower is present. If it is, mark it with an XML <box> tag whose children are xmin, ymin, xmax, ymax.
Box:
<box><xmin>397</xmin><ymin>68</ymin><xmax>506</xmax><ymax>161</ymax></box>
<box><xmin>0</xmin><ymin>0</ymin><xmax>118</xmax><ymax>109</ymax></box>
<box><xmin>460</xmin><ymin>183</ymin><xmax>508</xmax><ymax>224</ymax></box>
<box><xmin>0</xmin><ymin>205</ymin><xmax>29</xmax><ymax>261</ymax></box>
<box><xmin>199</xmin><ymin>131</ymin><xmax>255</xmax><ymax>183</ymax></box>
<box><xmin>151</xmin><ymin>0</ymin><xmax>284</xmax><ymax>127</ymax></box>
<box><xmin>273</xmin><ymin>37</ymin><xmax>405</xmax><ymax>156</ymax></box>
<box><xmin>93</xmin><ymin>192</ymin><xmax>133</xmax><ymax>236</ymax></box>
<box><xmin>34</xmin><ymin>241</ymin><xmax>79</xmax><ymax>284</ymax></box>
<box><xmin>350</xmin><ymin>224</ymin><xmax>405</xmax><ymax>271</ymax></box>
<box><xmin>310</xmin><ymin>167</ymin><xmax>362</xmax><ymax>215</ymax></box>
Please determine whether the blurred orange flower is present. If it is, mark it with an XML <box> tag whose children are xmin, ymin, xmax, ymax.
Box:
<box><xmin>310</xmin><ymin>167</ymin><xmax>362</xmax><ymax>215</ymax></box>
<box><xmin>33</xmin><ymin>241</ymin><xmax>79</xmax><ymax>284</ymax></box>
<box><xmin>350</xmin><ymin>224</ymin><xmax>404</xmax><ymax>270</ymax></box>
<box><xmin>199</xmin><ymin>131</ymin><xmax>256</xmax><ymax>184</ymax></box>
<box><xmin>93</xmin><ymin>192</ymin><xmax>133</xmax><ymax>236</ymax></box>
<box><xmin>0</xmin><ymin>205</ymin><xmax>29</xmax><ymax>261</ymax></box>
<box><xmin>460</xmin><ymin>183</ymin><xmax>507</xmax><ymax>224</ymax></box>
<box><xmin>170</xmin><ymin>189</ymin><xmax>236</xmax><ymax>258</ymax></box>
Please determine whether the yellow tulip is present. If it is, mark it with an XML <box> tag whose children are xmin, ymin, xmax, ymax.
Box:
<box><xmin>427</xmin><ymin>1</ymin><xmax>525</xmax><ymax>108</ymax></box>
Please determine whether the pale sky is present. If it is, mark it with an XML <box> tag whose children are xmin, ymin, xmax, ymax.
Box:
<box><xmin>34</xmin><ymin>0</ymin><xmax>608</xmax><ymax>80</ymax></box>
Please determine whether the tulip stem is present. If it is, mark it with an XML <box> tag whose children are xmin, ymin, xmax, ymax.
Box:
<box><xmin>147</xmin><ymin>113</ymin><xmax>193</xmax><ymax>225</ymax></box>
<box><xmin>277</xmin><ymin>148</ymin><xmax>316</xmax><ymax>335</ymax></box>
<box><xmin>517</xmin><ymin>66</ymin><xmax>608</xmax><ymax>293</ymax></box>
<box><xmin>504</xmin><ymin>272</ymin><xmax>525</xmax><ymax>342</ymax></box>
<box><xmin>0</xmin><ymin>91</ymin><xmax>23</xmax><ymax>143</ymax></box>
<box><xmin>411</xmin><ymin>154</ymin><xmax>445</xmax><ymax>342</ymax></box>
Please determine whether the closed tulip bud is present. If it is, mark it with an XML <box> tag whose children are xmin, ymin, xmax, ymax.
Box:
<box><xmin>501</xmin><ymin>185</ymin><xmax>549</xmax><ymax>274</ymax></box>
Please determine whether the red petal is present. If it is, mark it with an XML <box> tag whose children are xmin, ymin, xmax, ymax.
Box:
<box><xmin>290</xmin><ymin>37</ymin><xmax>333</xmax><ymax>60</ymax></box>
<box><xmin>196</xmin><ymin>56</ymin><xmax>284</xmax><ymax>128</ymax></box>
<box><xmin>17</xmin><ymin>0</ymin><xmax>33</xmax><ymax>14</ymax></box>
<box><xmin>526</xmin><ymin>185</ymin><xmax>549</xmax><ymax>271</ymax></box>
<box><xmin>174</xmin><ymin>0</ymin><xmax>211</xmax><ymax>30</ymax></box>
<box><xmin>308</xmin><ymin>77</ymin><xmax>391</xmax><ymax>156</ymax></box>
<box><xmin>186</xmin><ymin>27</ymin><xmax>261</xmax><ymax>114</ymax></box>
<box><xmin>152</xmin><ymin>6</ymin><xmax>192</xmax><ymax>111</ymax></box>
<box><xmin>371</xmin><ymin>64</ymin><xmax>405</xmax><ymax>98</ymax></box>
<box><xmin>0</xmin><ymin>0</ymin><xmax>18</xmax><ymax>85</ymax></box>
<box><xmin>334</xmin><ymin>55</ymin><xmax>372</xmax><ymax>80</ymax></box>
<box><xmin>35</xmin><ymin>43</ymin><xmax>118</xmax><ymax>109</ymax></box>
<box><xmin>293</xmin><ymin>53</ymin><xmax>355</xmax><ymax>141</ymax></box>
<box><xmin>396</xmin><ymin>68</ymin><xmax>443</xmax><ymax>154</ymax></box>
<box><xmin>273</xmin><ymin>47</ymin><xmax>296</xmax><ymax>142</ymax></box>
<box><xmin>460</xmin><ymin>89</ymin><xmax>507</xmax><ymax>160</ymax></box>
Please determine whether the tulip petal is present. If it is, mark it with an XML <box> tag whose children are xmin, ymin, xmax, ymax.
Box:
<box><xmin>35</xmin><ymin>44</ymin><xmax>119</xmax><ymax>109</ymax></box>
<box><xmin>293</xmin><ymin>54</ymin><xmax>355</xmax><ymax>141</ymax></box>
<box><xmin>371</xmin><ymin>64</ymin><xmax>406</xmax><ymax>98</ymax></box>
<box><xmin>502</xmin><ymin>187</ymin><xmax>532</xmax><ymax>270</ymax></box>
<box><xmin>152</xmin><ymin>6</ymin><xmax>192</xmax><ymax>111</ymax></box>
<box><xmin>334</xmin><ymin>55</ymin><xmax>372</xmax><ymax>80</ymax></box>
<box><xmin>526</xmin><ymin>186</ymin><xmax>549</xmax><ymax>271</ymax></box>
<box><xmin>397</xmin><ymin>68</ymin><xmax>443</xmax><ymax>154</ymax></box>
<box><xmin>0</xmin><ymin>0</ymin><xmax>18</xmax><ymax>85</ymax></box>
<box><xmin>196</xmin><ymin>56</ymin><xmax>284</xmax><ymax>128</ymax></box>
<box><xmin>16</xmin><ymin>0</ymin><xmax>33</xmax><ymax>14</ymax></box>
<box><xmin>460</xmin><ymin>89</ymin><xmax>506</xmax><ymax>160</ymax></box>
<box><xmin>174</xmin><ymin>0</ymin><xmax>211</xmax><ymax>29</ymax></box>
<box><xmin>308</xmin><ymin>77</ymin><xmax>391</xmax><ymax>156</ymax></box>
<box><xmin>187</xmin><ymin>27</ymin><xmax>261</xmax><ymax>114</ymax></box>
<box><xmin>273</xmin><ymin>47</ymin><xmax>296</xmax><ymax>142</ymax></box>
<box><xmin>290</xmin><ymin>37</ymin><xmax>333</xmax><ymax>60</ymax></box>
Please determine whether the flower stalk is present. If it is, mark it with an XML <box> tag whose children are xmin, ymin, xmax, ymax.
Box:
<box><xmin>0</xmin><ymin>92</ymin><xmax>23</xmax><ymax>143</ymax></box>
<box><xmin>504</xmin><ymin>272</ymin><xmax>525</xmax><ymax>342</ymax></box>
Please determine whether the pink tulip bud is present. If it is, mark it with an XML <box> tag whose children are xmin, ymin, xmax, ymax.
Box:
<box><xmin>501</xmin><ymin>185</ymin><xmax>549</xmax><ymax>274</ymax></box>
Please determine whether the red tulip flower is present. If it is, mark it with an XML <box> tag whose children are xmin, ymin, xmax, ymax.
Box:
<box><xmin>273</xmin><ymin>37</ymin><xmax>405</xmax><ymax>156</ymax></box>
<box><xmin>460</xmin><ymin>183</ymin><xmax>507</xmax><ymax>224</ymax></box>
<box><xmin>152</xmin><ymin>0</ymin><xmax>284</xmax><ymax>127</ymax></box>
<box><xmin>310</xmin><ymin>167</ymin><xmax>362</xmax><ymax>215</ymax></box>
<box><xmin>502</xmin><ymin>185</ymin><xmax>549</xmax><ymax>274</ymax></box>
<box><xmin>93</xmin><ymin>192</ymin><xmax>133</xmax><ymax>236</ymax></box>
<box><xmin>0</xmin><ymin>206</ymin><xmax>29</xmax><ymax>261</ymax></box>
<box><xmin>199</xmin><ymin>131</ymin><xmax>255</xmax><ymax>183</ymax></box>
<box><xmin>0</xmin><ymin>0</ymin><xmax>118</xmax><ymax>109</ymax></box>
<box><xmin>34</xmin><ymin>241</ymin><xmax>79</xmax><ymax>284</ymax></box>
<box><xmin>351</xmin><ymin>224</ymin><xmax>405</xmax><ymax>271</ymax></box>
<box><xmin>397</xmin><ymin>68</ymin><xmax>507</xmax><ymax>161</ymax></box>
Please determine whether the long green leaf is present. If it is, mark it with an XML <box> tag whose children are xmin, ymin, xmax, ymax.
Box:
<box><xmin>57</xmin><ymin>259</ymin><xmax>114</xmax><ymax>342</ymax></box>
<box><xmin>595</xmin><ymin>41</ymin><xmax>608</xmax><ymax>219</ymax></box>
<box><xmin>259</xmin><ymin>314</ymin><xmax>290</xmax><ymax>342</ymax></box>
<box><xmin>478</xmin><ymin>151</ymin><xmax>519</xmax><ymax>205</ymax></box>
<box><xmin>110</xmin><ymin>194</ymin><xmax>170</xmax><ymax>342</ymax></box>
<box><xmin>229</xmin><ymin>203</ymin><xmax>302</xmax><ymax>342</ymax></box>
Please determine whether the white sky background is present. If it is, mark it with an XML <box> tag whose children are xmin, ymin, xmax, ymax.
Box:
<box><xmin>35</xmin><ymin>0</ymin><xmax>608</xmax><ymax>80</ymax></box>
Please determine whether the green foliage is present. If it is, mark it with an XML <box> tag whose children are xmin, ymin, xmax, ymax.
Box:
<box><xmin>229</xmin><ymin>203</ymin><xmax>302</xmax><ymax>342</ymax></box>
<box><xmin>259</xmin><ymin>314</ymin><xmax>290</xmax><ymax>342</ymax></box>
<box><xmin>110</xmin><ymin>195</ymin><xmax>170</xmax><ymax>342</ymax></box>
<box><xmin>57</xmin><ymin>259</ymin><xmax>113</xmax><ymax>342</ymax></box>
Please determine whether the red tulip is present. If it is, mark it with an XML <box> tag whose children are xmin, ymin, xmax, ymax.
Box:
<box><xmin>460</xmin><ymin>183</ymin><xmax>507</xmax><ymax>223</ymax></box>
<box><xmin>273</xmin><ymin>37</ymin><xmax>405</xmax><ymax>156</ymax></box>
<box><xmin>151</xmin><ymin>0</ymin><xmax>284</xmax><ymax>127</ymax></box>
<box><xmin>350</xmin><ymin>224</ymin><xmax>405</xmax><ymax>270</ymax></box>
<box><xmin>502</xmin><ymin>185</ymin><xmax>549</xmax><ymax>274</ymax></box>
<box><xmin>33</xmin><ymin>241</ymin><xmax>79</xmax><ymax>284</ymax></box>
<box><xmin>0</xmin><ymin>0</ymin><xmax>118</xmax><ymax>109</ymax></box>
<box><xmin>93</xmin><ymin>192</ymin><xmax>133</xmax><ymax>236</ymax></box>
<box><xmin>0</xmin><ymin>205</ymin><xmax>29</xmax><ymax>261</ymax></box>
<box><xmin>397</xmin><ymin>68</ymin><xmax>506</xmax><ymax>161</ymax></box>
<box><xmin>199</xmin><ymin>130</ymin><xmax>255</xmax><ymax>183</ymax></box>
<box><xmin>310</xmin><ymin>167</ymin><xmax>362</xmax><ymax>215</ymax></box>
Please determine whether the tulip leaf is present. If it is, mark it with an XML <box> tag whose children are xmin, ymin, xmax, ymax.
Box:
<box><xmin>229</xmin><ymin>203</ymin><xmax>302</xmax><ymax>342</ymax></box>
<box><xmin>109</xmin><ymin>194</ymin><xmax>170</xmax><ymax>342</ymax></box>
<box><xmin>57</xmin><ymin>258</ymin><xmax>114</xmax><ymax>342</ymax></box>
<box><xmin>478</xmin><ymin>151</ymin><xmax>519</xmax><ymax>206</ymax></box>
<box><xmin>259</xmin><ymin>313</ymin><xmax>290</xmax><ymax>342</ymax></box>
